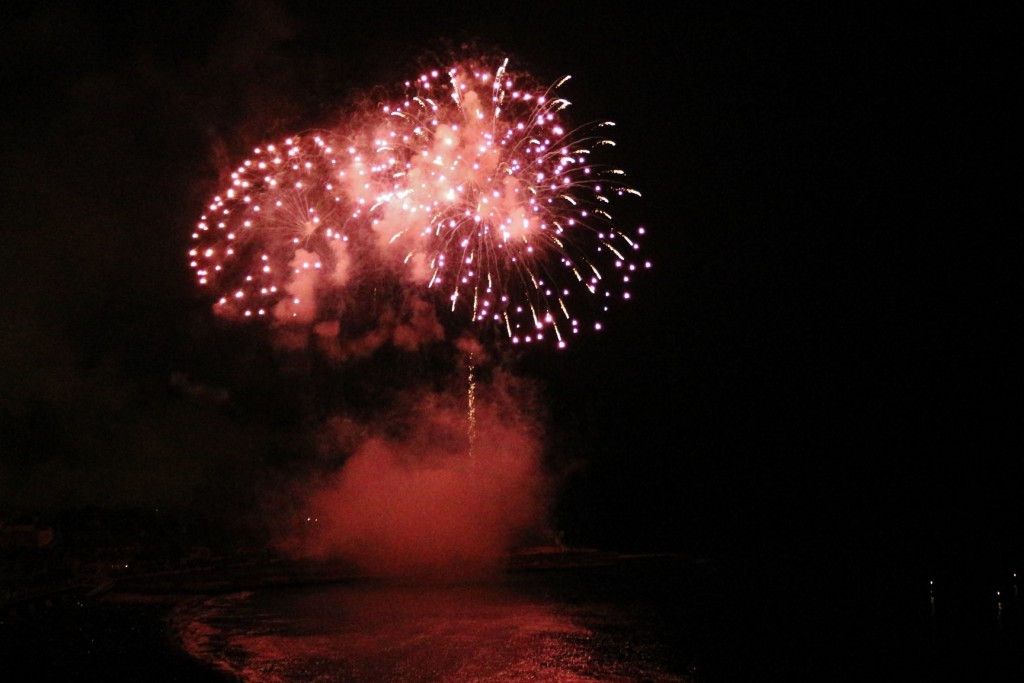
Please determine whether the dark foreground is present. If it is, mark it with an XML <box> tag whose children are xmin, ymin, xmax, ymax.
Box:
<box><xmin>2</xmin><ymin>547</ymin><xmax>1024</xmax><ymax>683</ymax></box>
<box><xmin>0</xmin><ymin>594</ymin><xmax>232</xmax><ymax>682</ymax></box>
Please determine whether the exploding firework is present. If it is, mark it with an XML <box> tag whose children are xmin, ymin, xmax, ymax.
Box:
<box><xmin>360</xmin><ymin>56</ymin><xmax>650</xmax><ymax>347</ymax></box>
<box><xmin>189</xmin><ymin>132</ymin><xmax>354</xmax><ymax>324</ymax></box>
<box><xmin>190</xmin><ymin>55</ymin><xmax>649</xmax><ymax>349</ymax></box>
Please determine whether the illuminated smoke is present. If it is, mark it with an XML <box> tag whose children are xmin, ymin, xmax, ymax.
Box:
<box><xmin>279</xmin><ymin>374</ymin><xmax>554</xmax><ymax>579</ymax></box>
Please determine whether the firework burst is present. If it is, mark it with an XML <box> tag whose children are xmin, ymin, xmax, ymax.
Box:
<box><xmin>189</xmin><ymin>132</ymin><xmax>354</xmax><ymax>323</ymax></box>
<box><xmin>362</xmin><ymin>57</ymin><xmax>649</xmax><ymax>347</ymax></box>
<box><xmin>190</xmin><ymin>55</ymin><xmax>649</xmax><ymax>349</ymax></box>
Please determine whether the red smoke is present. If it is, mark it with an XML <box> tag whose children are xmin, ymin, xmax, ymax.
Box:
<box><xmin>279</xmin><ymin>371</ymin><xmax>554</xmax><ymax>580</ymax></box>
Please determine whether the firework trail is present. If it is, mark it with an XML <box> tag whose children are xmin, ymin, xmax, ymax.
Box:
<box><xmin>190</xmin><ymin>54</ymin><xmax>649</xmax><ymax>350</ymax></box>
<box><xmin>467</xmin><ymin>351</ymin><xmax>478</xmax><ymax>458</ymax></box>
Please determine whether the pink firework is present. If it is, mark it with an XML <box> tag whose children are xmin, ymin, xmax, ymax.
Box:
<box><xmin>189</xmin><ymin>56</ymin><xmax>649</xmax><ymax>349</ymax></box>
<box><xmin>360</xmin><ymin>57</ymin><xmax>649</xmax><ymax>347</ymax></box>
<box><xmin>189</xmin><ymin>132</ymin><xmax>354</xmax><ymax>324</ymax></box>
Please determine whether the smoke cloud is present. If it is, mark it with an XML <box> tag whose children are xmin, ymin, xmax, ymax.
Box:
<box><xmin>274</xmin><ymin>369</ymin><xmax>555</xmax><ymax>580</ymax></box>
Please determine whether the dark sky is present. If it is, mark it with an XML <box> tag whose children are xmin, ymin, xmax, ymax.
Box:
<box><xmin>0</xmin><ymin>3</ymin><xmax>1017</xmax><ymax>562</ymax></box>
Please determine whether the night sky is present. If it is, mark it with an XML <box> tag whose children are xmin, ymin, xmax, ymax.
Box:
<box><xmin>0</xmin><ymin>3</ymin><xmax>1017</xmax><ymax>569</ymax></box>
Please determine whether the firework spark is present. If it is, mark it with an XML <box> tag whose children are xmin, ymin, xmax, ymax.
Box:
<box><xmin>190</xmin><ymin>56</ymin><xmax>649</xmax><ymax>349</ymax></box>
<box><xmin>189</xmin><ymin>132</ymin><xmax>353</xmax><ymax>324</ymax></box>
<box><xmin>361</xmin><ymin>57</ymin><xmax>649</xmax><ymax>347</ymax></box>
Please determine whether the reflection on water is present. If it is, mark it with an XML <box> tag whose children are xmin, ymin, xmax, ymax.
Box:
<box><xmin>170</xmin><ymin>552</ymin><xmax>1024</xmax><ymax>683</ymax></box>
<box><xmin>173</xmin><ymin>557</ymin><xmax>690</xmax><ymax>682</ymax></box>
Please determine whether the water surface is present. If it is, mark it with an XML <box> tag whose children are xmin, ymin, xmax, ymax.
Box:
<box><xmin>173</xmin><ymin>555</ymin><xmax>695</xmax><ymax>682</ymax></box>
